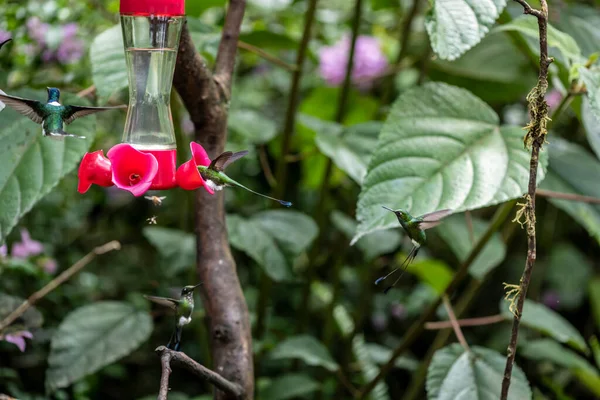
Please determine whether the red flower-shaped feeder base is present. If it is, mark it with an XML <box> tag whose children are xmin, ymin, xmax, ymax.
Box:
<box><xmin>78</xmin><ymin>143</ymin><xmax>209</xmax><ymax>196</ymax></box>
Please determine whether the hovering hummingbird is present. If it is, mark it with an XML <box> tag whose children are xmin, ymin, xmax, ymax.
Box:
<box><xmin>199</xmin><ymin>150</ymin><xmax>292</xmax><ymax>207</ymax></box>
<box><xmin>376</xmin><ymin>206</ymin><xmax>452</xmax><ymax>293</ymax></box>
<box><xmin>0</xmin><ymin>87</ymin><xmax>126</xmax><ymax>138</ymax></box>
<box><xmin>143</xmin><ymin>283</ymin><xmax>202</xmax><ymax>351</ymax></box>
<box><xmin>0</xmin><ymin>38</ymin><xmax>11</xmax><ymax>50</ymax></box>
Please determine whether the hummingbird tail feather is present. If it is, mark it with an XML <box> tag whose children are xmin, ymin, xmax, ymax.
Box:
<box><xmin>231</xmin><ymin>180</ymin><xmax>292</xmax><ymax>207</ymax></box>
<box><xmin>382</xmin><ymin>246</ymin><xmax>419</xmax><ymax>294</ymax></box>
<box><xmin>166</xmin><ymin>325</ymin><xmax>183</xmax><ymax>352</ymax></box>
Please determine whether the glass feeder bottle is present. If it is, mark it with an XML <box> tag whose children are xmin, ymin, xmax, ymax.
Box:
<box><xmin>120</xmin><ymin>0</ymin><xmax>184</xmax><ymax>189</ymax></box>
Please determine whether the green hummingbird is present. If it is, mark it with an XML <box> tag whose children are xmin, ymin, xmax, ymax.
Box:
<box><xmin>0</xmin><ymin>87</ymin><xmax>126</xmax><ymax>139</ymax></box>
<box><xmin>143</xmin><ymin>283</ymin><xmax>202</xmax><ymax>351</ymax></box>
<box><xmin>0</xmin><ymin>38</ymin><xmax>11</xmax><ymax>50</ymax></box>
<box><xmin>199</xmin><ymin>150</ymin><xmax>292</xmax><ymax>207</ymax></box>
<box><xmin>376</xmin><ymin>206</ymin><xmax>452</xmax><ymax>293</ymax></box>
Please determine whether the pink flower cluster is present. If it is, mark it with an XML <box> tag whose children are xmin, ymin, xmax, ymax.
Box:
<box><xmin>319</xmin><ymin>34</ymin><xmax>389</xmax><ymax>89</ymax></box>
<box><xmin>0</xmin><ymin>330</ymin><xmax>33</xmax><ymax>352</ymax></box>
<box><xmin>26</xmin><ymin>17</ymin><xmax>84</xmax><ymax>64</ymax></box>
<box><xmin>0</xmin><ymin>229</ymin><xmax>57</xmax><ymax>274</ymax></box>
<box><xmin>0</xmin><ymin>30</ymin><xmax>10</xmax><ymax>43</ymax></box>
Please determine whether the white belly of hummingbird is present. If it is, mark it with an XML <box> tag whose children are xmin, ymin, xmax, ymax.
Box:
<box><xmin>205</xmin><ymin>180</ymin><xmax>224</xmax><ymax>192</ymax></box>
<box><xmin>178</xmin><ymin>315</ymin><xmax>192</xmax><ymax>326</ymax></box>
<box><xmin>411</xmin><ymin>239</ymin><xmax>421</xmax><ymax>248</ymax></box>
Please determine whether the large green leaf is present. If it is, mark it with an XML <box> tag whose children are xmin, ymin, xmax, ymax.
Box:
<box><xmin>270</xmin><ymin>335</ymin><xmax>338</xmax><ymax>372</ymax></box>
<box><xmin>142</xmin><ymin>227</ymin><xmax>195</xmax><ymax>277</ymax></box>
<box><xmin>90</xmin><ymin>25</ymin><xmax>126</xmax><ymax>101</ymax></box>
<box><xmin>0</xmin><ymin>90</ymin><xmax>96</xmax><ymax>244</ymax></box>
<box><xmin>352</xmin><ymin>82</ymin><xmax>547</xmax><ymax>244</ymax></box>
<box><xmin>227</xmin><ymin>210</ymin><xmax>318</xmax><ymax>281</ymax></box>
<box><xmin>494</xmin><ymin>16</ymin><xmax>583</xmax><ymax>65</ymax></box>
<box><xmin>261</xmin><ymin>374</ymin><xmax>320</xmax><ymax>400</ymax></box>
<box><xmin>520</xmin><ymin>339</ymin><xmax>600</xmax><ymax>397</ymax></box>
<box><xmin>580</xmin><ymin>67</ymin><xmax>600</xmax><ymax>121</ymax></box>
<box><xmin>500</xmin><ymin>299</ymin><xmax>588</xmax><ymax>354</ymax></box>
<box><xmin>425</xmin><ymin>0</ymin><xmax>507</xmax><ymax>61</ymax></box>
<box><xmin>540</xmin><ymin>138</ymin><xmax>600</xmax><ymax>244</ymax></box>
<box><xmin>437</xmin><ymin>215</ymin><xmax>506</xmax><ymax>279</ymax></box>
<box><xmin>353</xmin><ymin>334</ymin><xmax>390</xmax><ymax>400</ymax></box>
<box><xmin>406</xmin><ymin>257</ymin><xmax>454</xmax><ymax>295</ymax></box>
<box><xmin>582</xmin><ymin>97</ymin><xmax>600</xmax><ymax>160</ymax></box>
<box><xmin>228</xmin><ymin>109</ymin><xmax>277</xmax><ymax>145</ymax></box>
<box><xmin>426</xmin><ymin>344</ymin><xmax>531</xmax><ymax>400</ymax></box>
<box><xmin>555</xmin><ymin>5</ymin><xmax>600</xmax><ymax>58</ymax></box>
<box><xmin>590</xmin><ymin>278</ymin><xmax>600</xmax><ymax>332</ymax></box>
<box><xmin>46</xmin><ymin>301</ymin><xmax>152</xmax><ymax>392</ymax></box>
<box><xmin>545</xmin><ymin>244</ymin><xmax>592</xmax><ymax>310</ymax></box>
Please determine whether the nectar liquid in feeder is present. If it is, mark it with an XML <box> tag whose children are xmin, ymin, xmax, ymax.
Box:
<box><xmin>120</xmin><ymin>0</ymin><xmax>185</xmax><ymax>189</ymax></box>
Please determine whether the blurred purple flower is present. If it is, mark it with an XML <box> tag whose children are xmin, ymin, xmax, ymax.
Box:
<box><xmin>0</xmin><ymin>30</ymin><xmax>11</xmax><ymax>43</ymax></box>
<box><xmin>181</xmin><ymin>115</ymin><xmax>194</xmax><ymax>136</ymax></box>
<box><xmin>542</xmin><ymin>290</ymin><xmax>560</xmax><ymax>310</ymax></box>
<box><xmin>56</xmin><ymin>23</ymin><xmax>84</xmax><ymax>64</ymax></box>
<box><xmin>42</xmin><ymin>258</ymin><xmax>58</xmax><ymax>274</ymax></box>
<box><xmin>0</xmin><ymin>244</ymin><xmax>7</xmax><ymax>257</ymax></box>
<box><xmin>319</xmin><ymin>34</ymin><xmax>388</xmax><ymax>89</ymax></box>
<box><xmin>1</xmin><ymin>330</ymin><xmax>33</xmax><ymax>352</ymax></box>
<box><xmin>26</xmin><ymin>17</ymin><xmax>49</xmax><ymax>46</ymax></box>
<box><xmin>390</xmin><ymin>303</ymin><xmax>406</xmax><ymax>320</ymax></box>
<box><xmin>11</xmin><ymin>229</ymin><xmax>44</xmax><ymax>259</ymax></box>
<box><xmin>546</xmin><ymin>89</ymin><xmax>562</xmax><ymax>110</ymax></box>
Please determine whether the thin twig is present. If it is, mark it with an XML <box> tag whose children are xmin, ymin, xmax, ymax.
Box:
<box><xmin>465</xmin><ymin>211</ymin><xmax>475</xmax><ymax>245</ymax></box>
<box><xmin>335</xmin><ymin>369</ymin><xmax>360</xmax><ymax>398</ymax></box>
<box><xmin>442</xmin><ymin>295</ymin><xmax>471</xmax><ymax>352</ymax></box>
<box><xmin>258</xmin><ymin>145</ymin><xmax>277</xmax><ymax>187</ymax></box>
<box><xmin>358</xmin><ymin>201</ymin><xmax>515</xmax><ymax>399</ymax></box>
<box><xmin>537</xmin><ymin>189</ymin><xmax>600</xmax><ymax>204</ymax></box>
<box><xmin>155</xmin><ymin>346</ymin><xmax>244</xmax><ymax>400</ymax></box>
<box><xmin>0</xmin><ymin>241</ymin><xmax>120</xmax><ymax>332</ymax></box>
<box><xmin>237</xmin><ymin>40</ymin><xmax>297</xmax><ymax>72</ymax></box>
<box><xmin>76</xmin><ymin>85</ymin><xmax>96</xmax><ymax>98</ymax></box>
<box><xmin>425</xmin><ymin>313</ymin><xmax>505</xmax><ymax>330</ymax></box>
<box><xmin>501</xmin><ymin>1</ymin><xmax>552</xmax><ymax>398</ymax></box>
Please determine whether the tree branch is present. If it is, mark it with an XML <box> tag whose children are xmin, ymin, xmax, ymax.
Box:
<box><xmin>156</xmin><ymin>346</ymin><xmax>244</xmax><ymax>400</ymax></box>
<box><xmin>173</xmin><ymin>1</ymin><xmax>253</xmax><ymax>399</ymax></box>
<box><xmin>501</xmin><ymin>1</ymin><xmax>552</xmax><ymax>398</ymax></box>
<box><xmin>442</xmin><ymin>295</ymin><xmax>470</xmax><ymax>352</ymax></box>
<box><xmin>0</xmin><ymin>241</ymin><xmax>121</xmax><ymax>332</ymax></box>
<box><xmin>358</xmin><ymin>201</ymin><xmax>515</xmax><ymax>399</ymax></box>
<box><xmin>425</xmin><ymin>314</ymin><xmax>505</xmax><ymax>330</ymax></box>
<box><xmin>537</xmin><ymin>189</ymin><xmax>600</xmax><ymax>204</ymax></box>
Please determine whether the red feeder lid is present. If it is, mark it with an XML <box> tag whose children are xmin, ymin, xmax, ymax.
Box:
<box><xmin>120</xmin><ymin>0</ymin><xmax>185</xmax><ymax>16</ymax></box>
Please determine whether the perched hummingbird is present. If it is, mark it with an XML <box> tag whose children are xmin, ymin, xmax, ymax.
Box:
<box><xmin>0</xmin><ymin>38</ymin><xmax>11</xmax><ymax>50</ymax></box>
<box><xmin>143</xmin><ymin>283</ymin><xmax>202</xmax><ymax>351</ymax></box>
<box><xmin>0</xmin><ymin>87</ymin><xmax>126</xmax><ymax>138</ymax></box>
<box><xmin>199</xmin><ymin>150</ymin><xmax>292</xmax><ymax>207</ymax></box>
<box><xmin>376</xmin><ymin>206</ymin><xmax>452</xmax><ymax>293</ymax></box>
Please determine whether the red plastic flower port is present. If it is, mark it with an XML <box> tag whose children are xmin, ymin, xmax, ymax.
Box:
<box><xmin>107</xmin><ymin>144</ymin><xmax>159</xmax><ymax>197</ymax></box>
<box><xmin>77</xmin><ymin>150</ymin><xmax>114</xmax><ymax>194</ymax></box>
<box><xmin>175</xmin><ymin>142</ymin><xmax>214</xmax><ymax>194</ymax></box>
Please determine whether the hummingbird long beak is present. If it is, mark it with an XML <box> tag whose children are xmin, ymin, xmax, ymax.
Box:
<box><xmin>192</xmin><ymin>282</ymin><xmax>203</xmax><ymax>290</ymax></box>
<box><xmin>381</xmin><ymin>206</ymin><xmax>395</xmax><ymax>213</ymax></box>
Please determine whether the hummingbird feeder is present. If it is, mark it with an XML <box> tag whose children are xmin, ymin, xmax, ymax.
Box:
<box><xmin>78</xmin><ymin>0</ymin><xmax>206</xmax><ymax>196</ymax></box>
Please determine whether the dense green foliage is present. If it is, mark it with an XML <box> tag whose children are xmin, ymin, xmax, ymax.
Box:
<box><xmin>2</xmin><ymin>0</ymin><xmax>600</xmax><ymax>399</ymax></box>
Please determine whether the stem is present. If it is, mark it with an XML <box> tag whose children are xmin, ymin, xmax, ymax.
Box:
<box><xmin>465</xmin><ymin>210</ymin><xmax>475</xmax><ymax>244</ymax></box>
<box><xmin>537</xmin><ymin>189</ymin><xmax>600</xmax><ymax>204</ymax></box>
<box><xmin>425</xmin><ymin>314</ymin><xmax>505</xmax><ymax>330</ymax></box>
<box><xmin>237</xmin><ymin>40</ymin><xmax>297</xmax><ymax>72</ymax></box>
<box><xmin>297</xmin><ymin>0</ymin><xmax>364</xmax><ymax>333</ymax></box>
<box><xmin>501</xmin><ymin>2</ymin><xmax>551</xmax><ymax>398</ymax></box>
<box><xmin>358</xmin><ymin>201</ymin><xmax>515</xmax><ymax>399</ymax></box>
<box><xmin>0</xmin><ymin>241</ymin><xmax>121</xmax><ymax>332</ymax></box>
<box><xmin>442</xmin><ymin>295</ymin><xmax>470</xmax><ymax>352</ymax></box>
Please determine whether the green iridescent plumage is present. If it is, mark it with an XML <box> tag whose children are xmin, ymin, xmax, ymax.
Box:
<box><xmin>376</xmin><ymin>206</ymin><xmax>452</xmax><ymax>293</ymax></box>
<box><xmin>143</xmin><ymin>283</ymin><xmax>201</xmax><ymax>351</ymax></box>
<box><xmin>0</xmin><ymin>87</ymin><xmax>126</xmax><ymax>138</ymax></box>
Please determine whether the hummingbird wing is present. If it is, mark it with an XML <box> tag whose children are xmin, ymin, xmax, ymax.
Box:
<box><xmin>63</xmin><ymin>104</ymin><xmax>127</xmax><ymax>125</ymax></box>
<box><xmin>143</xmin><ymin>295</ymin><xmax>180</xmax><ymax>310</ymax></box>
<box><xmin>0</xmin><ymin>38</ymin><xmax>11</xmax><ymax>50</ymax></box>
<box><xmin>0</xmin><ymin>93</ymin><xmax>45</xmax><ymax>124</ymax></box>
<box><xmin>417</xmin><ymin>209</ymin><xmax>453</xmax><ymax>230</ymax></box>
<box><xmin>208</xmin><ymin>150</ymin><xmax>249</xmax><ymax>171</ymax></box>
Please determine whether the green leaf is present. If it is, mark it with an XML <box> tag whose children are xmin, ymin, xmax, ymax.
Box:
<box><xmin>239</xmin><ymin>31</ymin><xmax>298</xmax><ymax>51</ymax></box>
<box><xmin>406</xmin><ymin>258</ymin><xmax>454</xmax><ymax>295</ymax></box>
<box><xmin>353</xmin><ymin>82</ymin><xmax>547</xmax><ymax>243</ymax></box>
<box><xmin>545</xmin><ymin>244</ymin><xmax>593</xmax><ymax>310</ymax></box>
<box><xmin>425</xmin><ymin>0</ymin><xmax>507</xmax><ymax>61</ymax></box>
<box><xmin>330</xmin><ymin>210</ymin><xmax>401</xmax><ymax>261</ymax></box>
<box><xmin>0</xmin><ymin>292</ymin><xmax>43</xmax><ymax>334</ymax></box>
<box><xmin>352</xmin><ymin>334</ymin><xmax>390</xmax><ymax>400</ymax></box>
<box><xmin>437</xmin><ymin>214</ymin><xmax>506</xmax><ymax>279</ymax></box>
<box><xmin>90</xmin><ymin>25</ymin><xmax>126</xmax><ymax>101</ymax></box>
<box><xmin>46</xmin><ymin>301</ymin><xmax>152</xmax><ymax>393</ymax></box>
<box><xmin>364</xmin><ymin>342</ymin><xmax>419</xmax><ymax>371</ymax></box>
<box><xmin>185</xmin><ymin>0</ymin><xmax>226</xmax><ymax>16</ymax></box>
<box><xmin>590</xmin><ymin>278</ymin><xmax>600</xmax><ymax>332</ymax></box>
<box><xmin>494</xmin><ymin>16</ymin><xmax>583</xmax><ymax>65</ymax></box>
<box><xmin>426</xmin><ymin>344</ymin><xmax>531</xmax><ymax>400</ymax></box>
<box><xmin>142</xmin><ymin>227</ymin><xmax>195</xmax><ymax>277</ymax></box>
<box><xmin>580</xmin><ymin>67</ymin><xmax>600</xmax><ymax>121</ymax></box>
<box><xmin>261</xmin><ymin>374</ymin><xmax>319</xmax><ymax>400</ymax></box>
<box><xmin>270</xmin><ymin>335</ymin><xmax>338</xmax><ymax>372</ymax></box>
<box><xmin>540</xmin><ymin>138</ymin><xmax>600</xmax><ymax>244</ymax></box>
<box><xmin>227</xmin><ymin>210</ymin><xmax>318</xmax><ymax>281</ymax></box>
<box><xmin>0</xmin><ymin>90</ymin><xmax>96</xmax><ymax>244</ymax></box>
<box><xmin>582</xmin><ymin>97</ymin><xmax>600</xmax><ymax>160</ymax></box>
<box><xmin>228</xmin><ymin>109</ymin><xmax>277</xmax><ymax>145</ymax></box>
<box><xmin>554</xmin><ymin>5</ymin><xmax>600</xmax><ymax>58</ymax></box>
<box><xmin>520</xmin><ymin>339</ymin><xmax>600</xmax><ymax>397</ymax></box>
<box><xmin>500</xmin><ymin>299</ymin><xmax>588</xmax><ymax>354</ymax></box>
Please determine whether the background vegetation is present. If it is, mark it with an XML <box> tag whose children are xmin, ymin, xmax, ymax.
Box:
<box><xmin>1</xmin><ymin>0</ymin><xmax>600</xmax><ymax>399</ymax></box>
